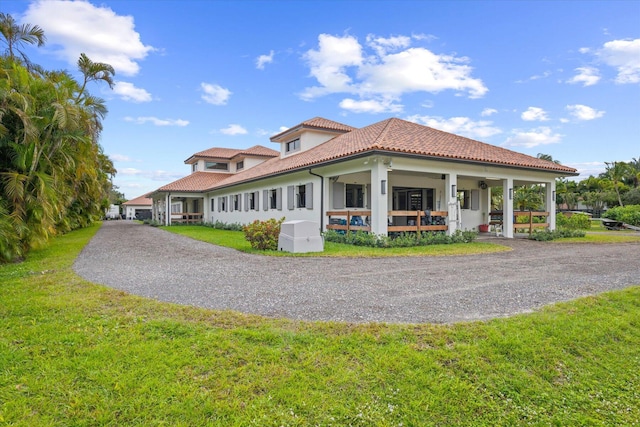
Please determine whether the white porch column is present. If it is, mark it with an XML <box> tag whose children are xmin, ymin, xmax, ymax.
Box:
<box><xmin>370</xmin><ymin>160</ymin><xmax>389</xmax><ymax>235</ymax></box>
<box><xmin>503</xmin><ymin>178</ymin><xmax>514</xmax><ymax>238</ymax></box>
<box><xmin>166</xmin><ymin>193</ymin><xmax>171</xmax><ymax>226</ymax></box>
<box><xmin>546</xmin><ymin>180</ymin><xmax>556</xmax><ymax>231</ymax></box>
<box><xmin>445</xmin><ymin>173</ymin><xmax>458</xmax><ymax>236</ymax></box>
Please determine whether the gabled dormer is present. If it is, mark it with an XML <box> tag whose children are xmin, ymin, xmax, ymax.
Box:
<box><xmin>184</xmin><ymin>145</ymin><xmax>278</xmax><ymax>174</ymax></box>
<box><xmin>270</xmin><ymin>117</ymin><xmax>355</xmax><ymax>159</ymax></box>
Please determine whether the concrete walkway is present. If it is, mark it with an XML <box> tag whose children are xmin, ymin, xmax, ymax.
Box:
<box><xmin>73</xmin><ymin>221</ymin><xmax>640</xmax><ymax>324</ymax></box>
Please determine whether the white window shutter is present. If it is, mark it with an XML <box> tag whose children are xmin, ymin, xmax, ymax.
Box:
<box><xmin>263</xmin><ymin>190</ymin><xmax>268</xmax><ymax>211</ymax></box>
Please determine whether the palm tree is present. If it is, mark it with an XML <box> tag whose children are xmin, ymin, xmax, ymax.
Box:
<box><xmin>76</xmin><ymin>53</ymin><xmax>115</xmax><ymax>100</ymax></box>
<box><xmin>537</xmin><ymin>153</ymin><xmax>561</xmax><ymax>164</ymax></box>
<box><xmin>0</xmin><ymin>13</ymin><xmax>46</xmax><ymax>63</ymax></box>
<box><xmin>605</xmin><ymin>161</ymin><xmax>632</xmax><ymax>207</ymax></box>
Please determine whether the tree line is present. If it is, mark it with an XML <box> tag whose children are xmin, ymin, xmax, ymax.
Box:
<box><xmin>0</xmin><ymin>13</ymin><xmax>116</xmax><ymax>262</ymax></box>
<box><xmin>555</xmin><ymin>158</ymin><xmax>640</xmax><ymax>212</ymax></box>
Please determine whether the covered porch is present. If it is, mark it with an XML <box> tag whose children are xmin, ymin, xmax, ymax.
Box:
<box><xmin>151</xmin><ymin>193</ymin><xmax>205</xmax><ymax>225</ymax></box>
<box><xmin>321</xmin><ymin>155</ymin><xmax>558</xmax><ymax>238</ymax></box>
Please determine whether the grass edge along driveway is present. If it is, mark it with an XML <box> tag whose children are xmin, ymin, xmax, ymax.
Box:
<box><xmin>0</xmin><ymin>223</ymin><xmax>638</xmax><ymax>426</ymax></box>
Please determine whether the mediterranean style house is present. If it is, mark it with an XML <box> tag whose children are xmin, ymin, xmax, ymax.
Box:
<box><xmin>149</xmin><ymin>117</ymin><xmax>578</xmax><ymax>238</ymax></box>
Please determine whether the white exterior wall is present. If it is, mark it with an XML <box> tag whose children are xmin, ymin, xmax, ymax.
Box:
<box><xmin>205</xmin><ymin>171</ymin><xmax>323</xmax><ymax>227</ymax></box>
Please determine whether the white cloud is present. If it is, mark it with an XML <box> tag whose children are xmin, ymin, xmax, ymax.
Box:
<box><xmin>256</xmin><ymin>50</ymin><xmax>274</xmax><ymax>70</ymax></box>
<box><xmin>406</xmin><ymin>115</ymin><xmax>502</xmax><ymax>139</ymax></box>
<box><xmin>301</xmin><ymin>33</ymin><xmax>487</xmax><ymax>109</ymax></box>
<box><xmin>124</xmin><ymin>116</ymin><xmax>189</xmax><ymax>126</ymax></box>
<box><xmin>109</xmin><ymin>154</ymin><xmax>131</xmax><ymax>162</ymax></box>
<box><xmin>220</xmin><ymin>124</ymin><xmax>248</xmax><ymax>135</ymax></box>
<box><xmin>521</xmin><ymin>107</ymin><xmax>549</xmax><ymax>122</ymax></box>
<box><xmin>564</xmin><ymin>161</ymin><xmax>606</xmax><ymax>180</ymax></box>
<box><xmin>22</xmin><ymin>0</ymin><xmax>153</xmax><ymax>76</ymax></box>
<box><xmin>516</xmin><ymin>70</ymin><xmax>552</xmax><ymax>83</ymax></box>
<box><xmin>200</xmin><ymin>83</ymin><xmax>232</xmax><ymax>105</ymax></box>
<box><xmin>566</xmin><ymin>104</ymin><xmax>605</xmax><ymax>121</ymax></box>
<box><xmin>567</xmin><ymin>66</ymin><xmax>601</xmax><ymax>86</ymax></box>
<box><xmin>339</xmin><ymin>97</ymin><xmax>403</xmax><ymax>114</ymax></box>
<box><xmin>113</xmin><ymin>81</ymin><xmax>152</xmax><ymax>102</ymax></box>
<box><xmin>118</xmin><ymin>168</ymin><xmax>185</xmax><ymax>181</ymax></box>
<box><xmin>597</xmin><ymin>38</ymin><xmax>640</xmax><ymax>84</ymax></box>
<box><xmin>481</xmin><ymin>108</ymin><xmax>497</xmax><ymax>117</ymax></box>
<box><xmin>503</xmin><ymin>127</ymin><xmax>562</xmax><ymax>148</ymax></box>
<box><xmin>366</xmin><ymin>34</ymin><xmax>412</xmax><ymax>56</ymax></box>
<box><xmin>301</xmin><ymin>34</ymin><xmax>364</xmax><ymax>99</ymax></box>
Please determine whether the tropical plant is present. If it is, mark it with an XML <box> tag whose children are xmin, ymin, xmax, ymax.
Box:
<box><xmin>514</xmin><ymin>185</ymin><xmax>543</xmax><ymax>211</ymax></box>
<box><xmin>0</xmin><ymin>12</ymin><xmax>46</xmax><ymax>63</ymax></box>
<box><xmin>0</xmin><ymin>15</ymin><xmax>115</xmax><ymax>261</ymax></box>
<box><xmin>604</xmin><ymin>161</ymin><xmax>632</xmax><ymax>207</ymax></box>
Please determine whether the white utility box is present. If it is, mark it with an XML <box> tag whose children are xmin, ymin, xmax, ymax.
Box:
<box><xmin>277</xmin><ymin>220</ymin><xmax>324</xmax><ymax>253</ymax></box>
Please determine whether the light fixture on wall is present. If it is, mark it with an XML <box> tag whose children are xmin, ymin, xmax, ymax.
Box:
<box><xmin>381</xmin><ymin>179</ymin><xmax>387</xmax><ymax>194</ymax></box>
<box><xmin>451</xmin><ymin>184</ymin><xmax>456</xmax><ymax>198</ymax></box>
<box><xmin>509</xmin><ymin>188</ymin><xmax>513</xmax><ymax>200</ymax></box>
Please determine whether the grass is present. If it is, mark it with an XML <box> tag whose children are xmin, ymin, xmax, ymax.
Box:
<box><xmin>0</xmin><ymin>224</ymin><xmax>639</xmax><ymax>425</ymax></box>
<box><xmin>552</xmin><ymin>220</ymin><xmax>640</xmax><ymax>244</ymax></box>
<box><xmin>161</xmin><ymin>225</ymin><xmax>511</xmax><ymax>257</ymax></box>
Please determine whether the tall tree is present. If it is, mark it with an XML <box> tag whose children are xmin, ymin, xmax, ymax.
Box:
<box><xmin>604</xmin><ymin>161</ymin><xmax>631</xmax><ymax>207</ymax></box>
<box><xmin>0</xmin><ymin>13</ymin><xmax>46</xmax><ymax>63</ymax></box>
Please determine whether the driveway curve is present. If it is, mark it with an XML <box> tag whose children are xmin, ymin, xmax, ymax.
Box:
<box><xmin>73</xmin><ymin>221</ymin><xmax>640</xmax><ymax>324</ymax></box>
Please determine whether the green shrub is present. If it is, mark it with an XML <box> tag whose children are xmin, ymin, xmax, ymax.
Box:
<box><xmin>556</xmin><ymin>212</ymin><xmax>591</xmax><ymax>230</ymax></box>
<box><xmin>204</xmin><ymin>220</ymin><xmax>244</xmax><ymax>231</ymax></box>
<box><xmin>603</xmin><ymin>205</ymin><xmax>640</xmax><ymax>227</ymax></box>
<box><xmin>243</xmin><ymin>217</ymin><xmax>285</xmax><ymax>250</ymax></box>
<box><xmin>323</xmin><ymin>229</ymin><xmax>477</xmax><ymax>248</ymax></box>
<box><xmin>529</xmin><ymin>229</ymin><xmax>586</xmax><ymax>241</ymax></box>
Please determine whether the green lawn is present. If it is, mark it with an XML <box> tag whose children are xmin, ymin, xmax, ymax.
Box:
<box><xmin>161</xmin><ymin>225</ymin><xmax>511</xmax><ymax>257</ymax></box>
<box><xmin>1</xmin><ymin>224</ymin><xmax>639</xmax><ymax>426</ymax></box>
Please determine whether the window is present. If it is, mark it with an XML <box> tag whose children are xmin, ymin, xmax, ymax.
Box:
<box><xmin>285</xmin><ymin>138</ymin><xmax>300</xmax><ymax>153</ymax></box>
<box><xmin>171</xmin><ymin>203</ymin><xmax>182</xmax><ymax>213</ymax></box>
<box><xmin>267</xmin><ymin>188</ymin><xmax>281</xmax><ymax>210</ymax></box>
<box><xmin>297</xmin><ymin>184</ymin><xmax>306</xmax><ymax>208</ymax></box>
<box><xmin>233</xmin><ymin>194</ymin><xmax>240</xmax><ymax>211</ymax></box>
<box><xmin>205</xmin><ymin>161</ymin><xmax>228</xmax><ymax>171</ymax></box>
<box><xmin>192</xmin><ymin>163</ymin><xmax>198</xmax><ymax>172</ymax></box>
<box><xmin>248</xmin><ymin>192</ymin><xmax>255</xmax><ymax>210</ymax></box>
<box><xmin>218</xmin><ymin>196</ymin><xmax>227</xmax><ymax>212</ymax></box>
<box><xmin>211</xmin><ymin>198</ymin><xmax>215</xmax><ymax>211</ymax></box>
<box><xmin>346</xmin><ymin>184</ymin><xmax>364</xmax><ymax>208</ymax></box>
<box><xmin>236</xmin><ymin>161</ymin><xmax>244</xmax><ymax>171</ymax></box>
<box><xmin>457</xmin><ymin>190</ymin><xmax>470</xmax><ymax>210</ymax></box>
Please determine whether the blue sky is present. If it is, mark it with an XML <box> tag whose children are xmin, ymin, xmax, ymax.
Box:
<box><xmin>3</xmin><ymin>0</ymin><xmax>639</xmax><ymax>199</ymax></box>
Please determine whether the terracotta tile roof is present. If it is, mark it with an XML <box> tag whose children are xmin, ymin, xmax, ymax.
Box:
<box><xmin>185</xmin><ymin>144</ymin><xmax>278</xmax><ymax>163</ymax></box>
<box><xmin>208</xmin><ymin>117</ymin><xmax>576</xmax><ymax>190</ymax></box>
<box><xmin>270</xmin><ymin>117</ymin><xmax>356</xmax><ymax>141</ymax></box>
<box><xmin>237</xmin><ymin>145</ymin><xmax>279</xmax><ymax>157</ymax></box>
<box><xmin>156</xmin><ymin>172</ymin><xmax>231</xmax><ymax>192</ymax></box>
<box><xmin>122</xmin><ymin>193</ymin><xmax>152</xmax><ymax>206</ymax></box>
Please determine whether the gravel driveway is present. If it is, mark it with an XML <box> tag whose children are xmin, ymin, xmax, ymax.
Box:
<box><xmin>73</xmin><ymin>221</ymin><xmax>640</xmax><ymax>324</ymax></box>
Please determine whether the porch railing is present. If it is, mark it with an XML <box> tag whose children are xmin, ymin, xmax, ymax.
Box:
<box><xmin>490</xmin><ymin>211</ymin><xmax>549</xmax><ymax>236</ymax></box>
<box><xmin>170</xmin><ymin>212</ymin><xmax>203</xmax><ymax>224</ymax></box>
<box><xmin>326</xmin><ymin>210</ymin><xmax>448</xmax><ymax>234</ymax></box>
